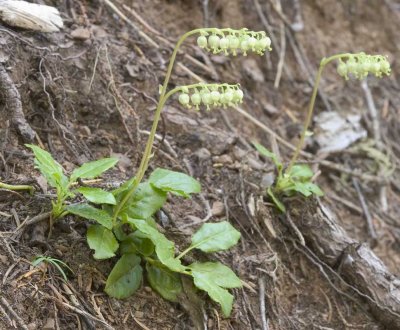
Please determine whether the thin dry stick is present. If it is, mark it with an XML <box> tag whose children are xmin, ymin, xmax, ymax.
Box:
<box><xmin>121</xmin><ymin>3</ymin><xmax>213</xmax><ymax>76</ymax></box>
<box><xmin>361</xmin><ymin>79</ymin><xmax>388</xmax><ymax>212</ymax></box>
<box><xmin>352</xmin><ymin>178</ymin><xmax>377</xmax><ymax>241</ymax></box>
<box><xmin>102</xmin><ymin>0</ymin><xmax>158</xmax><ymax>48</ymax></box>
<box><xmin>253</xmin><ymin>0</ymin><xmax>292</xmax><ymax>78</ymax></box>
<box><xmin>0</xmin><ymin>297</ymin><xmax>29</xmax><ymax>330</ymax></box>
<box><xmin>258</xmin><ymin>277</ymin><xmax>269</xmax><ymax>330</ymax></box>
<box><xmin>273</xmin><ymin>0</ymin><xmax>286</xmax><ymax>88</ymax></box>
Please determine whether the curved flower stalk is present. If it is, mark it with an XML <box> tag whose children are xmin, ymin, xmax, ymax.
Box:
<box><xmin>113</xmin><ymin>28</ymin><xmax>271</xmax><ymax>222</ymax></box>
<box><xmin>287</xmin><ymin>52</ymin><xmax>391</xmax><ymax>173</ymax></box>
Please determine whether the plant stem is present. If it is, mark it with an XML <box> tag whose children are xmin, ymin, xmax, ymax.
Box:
<box><xmin>286</xmin><ymin>53</ymin><xmax>351</xmax><ymax>173</ymax></box>
<box><xmin>112</xmin><ymin>28</ymin><xmax>209</xmax><ymax>224</ymax></box>
<box><xmin>177</xmin><ymin>246</ymin><xmax>194</xmax><ymax>260</ymax></box>
<box><xmin>0</xmin><ymin>182</ymin><xmax>34</xmax><ymax>194</ymax></box>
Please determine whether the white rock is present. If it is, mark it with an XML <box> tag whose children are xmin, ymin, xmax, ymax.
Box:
<box><xmin>0</xmin><ymin>0</ymin><xmax>63</xmax><ymax>32</ymax></box>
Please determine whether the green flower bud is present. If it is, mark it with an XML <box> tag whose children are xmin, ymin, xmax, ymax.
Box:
<box><xmin>380</xmin><ymin>60</ymin><xmax>391</xmax><ymax>75</ymax></box>
<box><xmin>219</xmin><ymin>37</ymin><xmax>229</xmax><ymax>49</ymax></box>
<box><xmin>197</xmin><ymin>35</ymin><xmax>208</xmax><ymax>49</ymax></box>
<box><xmin>201</xmin><ymin>92</ymin><xmax>212</xmax><ymax>105</ymax></box>
<box><xmin>224</xmin><ymin>88</ymin><xmax>234</xmax><ymax>103</ymax></box>
<box><xmin>191</xmin><ymin>93</ymin><xmax>201</xmax><ymax>106</ymax></box>
<box><xmin>337</xmin><ymin>61</ymin><xmax>348</xmax><ymax>78</ymax></box>
<box><xmin>248</xmin><ymin>36</ymin><xmax>257</xmax><ymax>51</ymax></box>
<box><xmin>211</xmin><ymin>90</ymin><xmax>221</xmax><ymax>104</ymax></box>
<box><xmin>371</xmin><ymin>62</ymin><xmax>381</xmax><ymax>76</ymax></box>
<box><xmin>208</xmin><ymin>35</ymin><xmax>220</xmax><ymax>53</ymax></box>
<box><xmin>229</xmin><ymin>36</ymin><xmax>240</xmax><ymax>55</ymax></box>
<box><xmin>233</xmin><ymin>89</ymin><xmax>244</xmax><ymax>103</ymax></box>
<box><xmin>179</xmin><ymin>93</ymin><xmax>190</xmax><ymax>107</ymax></box>
<box><xmin>240</xmin><ymin>38</ymin><xmax>250</xmax><ymax>56</ymax></box>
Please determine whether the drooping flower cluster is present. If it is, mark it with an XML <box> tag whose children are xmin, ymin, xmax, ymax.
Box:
<box><xmin>178</xmin><ymin>83</ymin><xmax>244</xmax><ymax>110</ymax></box>
<box><xmin>197</xmin><ymin>28</ymin><xmax>272</xmax><ymax>56</ymax></box>
<box><xmin>337</xmin><ymin>53</ymin><xmax>391</xmax><ymax>80</ymax></box>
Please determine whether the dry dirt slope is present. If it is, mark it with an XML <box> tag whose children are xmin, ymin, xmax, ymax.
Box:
<box><xmin>0</xmin><ymin>0</ymin><xmax>400</xmax><ymax>329</ymax></box>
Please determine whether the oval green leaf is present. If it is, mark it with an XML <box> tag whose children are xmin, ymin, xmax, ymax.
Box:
<box><xmin>105</xmin><ymin>254</ymin><xmax>142</xmax><ymax>299</ymax></box>
<box><xmin>149</xmin><ymin>168</ymin><xmax>201</xmax><ymax>198</ymax></box>
<box><xmin>120</xmin><ymin>231</ymin><xmax>155</xmax><ymax>256</ymax></box>
<box><xmin>120</xmin><ymin>182</ymin><xmax>167</xmax><ymax>220</ymax></box>
<box><xmin>26</xmin><ymin>144</ymin><xmax>68</xmax><ymax>191</ymax></box>
<box><xmin>87</xmin><ymin>225</ymin><xmax>118</xmax><ymax>260</ymax></box>
<box><xmin>76</xmin><ymin>187</ymin><xmax>116</xmax><ymax>205</ymax></box>
<box><xmin>146</xmin><ymin>263</ymin><xmax>182</xmax><ymax>302</ymax></box>
<box><xmin>70</xmin><ymin>157</ymin><xmax>118</xmax><ymax>182</ymax></box>
<box><xmin>127</xmin><ymin>218</ymin><xmax>186</xmax><ymax>273</ymax></box>
<box><xmin>190</xmin><ymin>221</ymin><xmax>240</xmax><ymax>253</ymax></box>
<box><xmin>188</xmin><ymin>262</ymin><xmax>241</xmax><ymax>289</ymax></box>
<box><xmin>66</xmin><ymin>203</ymin><xmax>113</xmax><ymax>229</ymax></box>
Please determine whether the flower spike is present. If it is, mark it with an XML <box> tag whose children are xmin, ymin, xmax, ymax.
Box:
<box><xmin>177</xmin><ymin>83</ymin><xmax>243</xmax><ymax>111</ymax></box>
<box><xmin>196</xmin><ymin>28</ymin><xmax>272</xmax><ymax>56</ymax></box>
<box><xmin>337</xmin><ymin>53</ymin><xmax>391</xmax><ymax>80</ymax></box>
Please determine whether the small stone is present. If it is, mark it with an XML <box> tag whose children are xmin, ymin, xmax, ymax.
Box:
<box><xmin>43</xmin><ymin>318</ymin><xmax>55</xmax><ymax>330</ymax></box>
<box><xmin>194</xmin><ymin>148</ymin><xmax>211</xmax><ymax>160</ymax></box>
<box><xmin>212</xmin><ymin>154</ymin><xmax>233</xmax><ymax>165</ymax></box>
<box><xmin>261</xmin><ymin>172</ymin><xmax>275</xmax><ymax>189</ymax></box>
<box><xmin>211</xmin><ymin>201</ymin><xmax>224</xmax><ymax>216</ymax></box>
<box><xmin>144</xmin><ymin>286</ymin><xmax>152</xmax><ymax>293</ymax></box>
<box><xmin>27</xmin><ymin>323</ymin><xmax>37</xmax><ymax>330</ymax></box>
<box><xmin>134</xmin><ymin>311</ymin><xmax>144</xmax><ymax>318</ymax></box>
<box><xmin>70</xmin><ymin>27</ymin><xmax>91</xmax><ymax>40</ymax></box>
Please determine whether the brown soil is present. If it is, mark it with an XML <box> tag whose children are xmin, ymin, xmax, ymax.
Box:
<box><xmin>1</xmin><ymin>0</ymin><xmax>400</xmax><ymax>329</ymax></box>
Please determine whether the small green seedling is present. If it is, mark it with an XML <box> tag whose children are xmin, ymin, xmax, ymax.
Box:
<box><xmin>254</xmin><ymin>142</ymin><xmax>323</xmax><ymax>212</ymax></box>
<box><xmin>26</xmin><ymin>144</ymin><xmax>118</xmax><ymax>219</ymax></box>
<box><xmin>260</xmin><ymin>52</ymin><xmax>391</xmax><ymax>212</ymax></box>
<box><xmin>32</xmin><ymin>255</ymin><xmax>73</xmax><ymax>282</ymax></box>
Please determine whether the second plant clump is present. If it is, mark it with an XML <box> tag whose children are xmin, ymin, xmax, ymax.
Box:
<box><xmin>254</xmin><ymin>51</ymin><xmax>391</xmax><ymax>212</ymax></box>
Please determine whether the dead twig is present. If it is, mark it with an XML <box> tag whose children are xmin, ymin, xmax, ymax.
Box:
<box><xmin>258</xmin><ymin>276</ymin><xmax>269</xmax><ymax>330</ymax></box>
<box><xmin>0</xmin><ymin>297</ymin><xmax>29</xmax><ymax>330</ymax></box>
<box><xmin>352</xmin><ymin>178</ymin><xmax>377</xmax><ymax>242</ymax></box>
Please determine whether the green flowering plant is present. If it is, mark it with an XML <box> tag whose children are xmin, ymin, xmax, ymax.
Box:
<box><xmin>261</xmin><ymin>52</ymin><xmax>391</xmax><ymax>212</ymax></box>
<box><xmin>72</xmin><ymin>28</ymin><xmax>270</xmax><ymax>316</ymax></box>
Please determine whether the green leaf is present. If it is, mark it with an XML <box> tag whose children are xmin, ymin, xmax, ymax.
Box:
<box><xmin>292</xmin><ymin>182</ymin><xmax>312</xmax><ymax>197</ymax></box>
<box><xmin>76</xmin><ymin>187</ymin><xmax>116</xmax><ymax>205</ymax></box>
<box><xmin>70</xmin><ymin>158</ymin><xmax>118</xmax><ymax>182</ymax></box>
<box><xmin>149</xmin><ymin>168</ymin><xmax>201</xmax><ymax>198</ymax></box>
<box><xmin>189</xmin><ymin>261</ymin><xmax>241</xmax><ymax>317</ymax></box>
<box><xmin>146</xmin><ymin>263</ymin><xmax>182</xmax><ymax>302</ymax></box>
<box><xmin>120</xmin><ymin>231</ymin><xmax>155</xmax><ymax>256</ymax></box>
<box><xmin>253</xmin><ymin>142</ymin><xmax>282</xmax><ymax>170</ymax></box>
<box><xmin>126</xmin><ymin>218</ymin><xmax>186</xmax><ymax>273</ymax></box>
<box><xmin>121</xmin><ymin>182</ymin><xmax>167</xmax><ymax>220</ymax></box>
<box><xmin>87</xmin><ymin>225</ymin><xmax>118</xmax><ymax>259</ymax></box>
<box><xmin>190</xmin><ymin>221</ymin><xmax>241</xmax><ymax>253</ymax></box>
<box><xmin>287</xmin><ymin>164</ymin><xmax>314</xmax><ymax>180</ymax></box>
<box><xmin>26</xmin><ymin>144</ymin><xmax>68</xmax><ymax>191</ymax></box>
<box><xmin>188</xmin><ymin>262</ymin><xmax>241</xmax><ymax>289</ymax></box>
<box><xmin>293</xmin><ymin>182</ymin><xmax>324</xmax><ymax>197</ymax></box>
<box><xmin>66</xmin><ymin>204</ymin><xmax>113</xmax><ymax>229</ymax></box>
<box><xmin>267</xmin><ymin>187</ymin><xmax>286</xmax><ymax>213</ymax></box>
<box><xmin>105</xmin><ymin>254</ymin><xmax>142</xmax><ymax>299</ymax></box>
